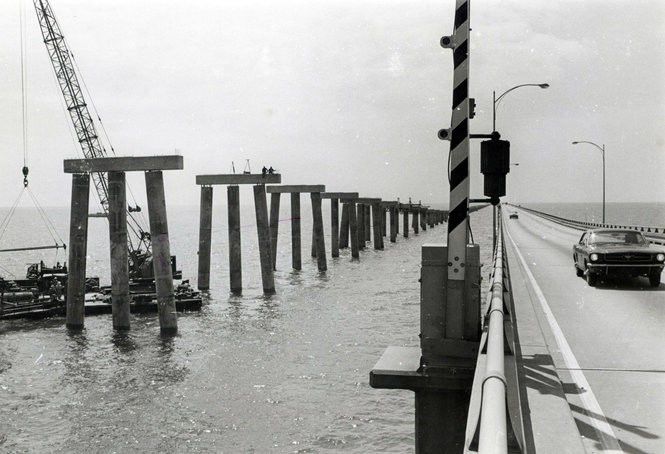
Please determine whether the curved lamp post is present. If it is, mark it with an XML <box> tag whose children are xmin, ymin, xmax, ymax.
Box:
<box><xmin>493</xmin><ymin>83</ymin><xmax>549</xmax><ymax>132</ymax></box>
<box><xmin>572</xmin><ymin>140</ymin><xmax>606</xmax><ymax>223</ymax></box>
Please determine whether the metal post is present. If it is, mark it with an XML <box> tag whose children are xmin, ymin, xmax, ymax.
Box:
<box><xmin>311</xmin><ymin>192</ymin><xmax>327</xmax><ymax>271</ymax></box>
<box><xmin>66</xmin><ymin>173</ymin><xmax>90</xmax><ymax>330</ymax></box>
<box><xmin>602</xmin><ymin>144</ymin><xmax>606</xmax><ymax>224</ymax></box>
<box><xmin>269</xmin><ymin>192</ymin><xmax>281</xmax><ymax>270</ymax></box>
<box><xmin>228</xmin><ymin>185</ymin><xmax>242</xmax><ymax>293</ymax></box>
<box><xmin>253</xmin><ymin>184</ymin><xmax>275</xmax><ymax>294</ymax></box>
<box><xmin>145</xmin><ymin>170</ymin><xmax>178</xmax><ymax>334</ymax></box>
<box><xmin>291</xmin><ymin>192</ymin><xmax>302</xmax><ymax>270</ymax></box>
<box><xmin>197</xmin><ymin>185</ymin><xmax>213</xmax><ymax>290</ymax></box>
<box><xmin>108</xmin><ymin>171</ymin><xmax>130</xmax><ymax>330</ymax></box>
<box><xmin>331</xmin><ymin>198</ymin><xmax>339</xmax><ymax>257</ymax></box>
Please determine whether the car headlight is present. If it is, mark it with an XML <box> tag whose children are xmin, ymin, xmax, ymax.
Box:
<box><xmin>590</xmin><ymin>253</ymin><xmax>599</xmax><ymax>262</ymax></box>
<box><xmin>657</xmin><ymin>253</ymin><xmax>665</xmax><ymax>262</ymax></box>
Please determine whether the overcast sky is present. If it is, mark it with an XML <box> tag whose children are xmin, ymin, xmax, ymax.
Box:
<box><xmin>0</xmin><ymin>0</ymin><xmax>663</xmax><ymax>208</ymax></box>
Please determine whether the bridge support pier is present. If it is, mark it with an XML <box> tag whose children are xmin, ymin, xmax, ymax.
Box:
<box><xmin>357</xmin><ymin>204</ymin><xmax>365</xmax><ymax>250</ymax></box>
<box><xmin>403</xmin><ymin>208</ymin><xmax>409</xmax><ymax>238</ymax></box>
<box><xmin>371</xmin><ymin>244</ymin><xmax>481</xmax><ymax>452</ymax></box>
<box><xmin>66</xmin><ymin>173</ymin><xmax>90</xmax><ymax>330</ymax></box>
<box><xmin>269</xmin><ymin>192</ymin><xmax>281</xmax><ymax>270</ymax></box>
<box><xmin>228</xmin><ymin>186</ymin><xmax>242</xmax><ymax>293</ymax></box>
<box><xmin>197</xmin><ymin>185</ymin><xmax>213</xmax><ymax>290</ymax></box>
<box><xmin>291</xmin><ymin>193</ymin><xmax>302</xmax><ymax>270</ymax></box>
<box><xmin>254</xmin><ymin>184</ymin><xmax>275</xmax><ymax>294</ymax></box>
<box><xmin>339</xmin><ymin>203</ymin><xmax>350</xmax><ymax>249</ymax></box>
<box><xmin>330</xmin><ymin>198</ymin><xmax>339</xmax><ymax>257</ymax></box>
<box><xmin>108</xmin><ymin>171</ymin><xmax>130</xmax><ymax>330</ymax></box>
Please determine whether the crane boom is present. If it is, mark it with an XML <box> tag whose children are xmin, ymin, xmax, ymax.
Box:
<box><xmin>32</xmin><ymin>0</ymin><xmax>150</xmax><ymax>254</ymax></box>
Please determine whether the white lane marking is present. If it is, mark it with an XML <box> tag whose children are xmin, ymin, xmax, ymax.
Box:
<box><xmin>505</xmin><ymin>225</ymin><xmax>623</xmax><ymax>452</ymax></box>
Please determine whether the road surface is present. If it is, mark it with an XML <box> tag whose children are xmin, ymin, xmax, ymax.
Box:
<box><xmin>505</xmin><ymin>207</ymin><xmax>664</xmax><ymax>454</ymax></box>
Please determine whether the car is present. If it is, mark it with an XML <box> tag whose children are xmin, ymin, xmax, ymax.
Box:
<box><xmin>509</xmin><ymin>213</ymin><xmax>519</xmax><ymax>219</ymax></box>
<box><xmin>573</xmin><ymin>229</ymin><xmax>665</xmax><ymax>287</ymax></box>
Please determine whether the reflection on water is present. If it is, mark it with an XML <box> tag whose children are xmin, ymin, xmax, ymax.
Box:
<box><xmin>0</xmin><ymin>206</ymin><xmax>493</xmax><ymax>452</ymax></box>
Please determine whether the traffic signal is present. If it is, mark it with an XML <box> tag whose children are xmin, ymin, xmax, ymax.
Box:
<box><xmin>480</xmin><ymin>138</ymin><xmax>510</xmax><ymax>205</ymax></box>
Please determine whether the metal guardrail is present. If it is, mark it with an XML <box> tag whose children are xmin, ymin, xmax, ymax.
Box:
<box><xmin>509</xmin><ymin>204</ymin><xmax>665</xmax><ymax>246</ymax></box>
<box><xmin>465</xmin><ymin>210</ymin><xmax>521</xmax><ymax>453</ymax></box>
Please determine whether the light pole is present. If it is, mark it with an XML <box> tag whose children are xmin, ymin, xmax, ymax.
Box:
<box><xmin>572</xmin><ymin>141</ymin><xmax>606</xmax><ymax>223</ymax></box>
<box><xmin>493</xmin><ymin>83</ymin><xmax>549</xmax><ymax>132</ymax></box>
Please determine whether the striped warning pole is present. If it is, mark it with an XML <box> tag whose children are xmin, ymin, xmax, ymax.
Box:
<box><xmin>440</xmin><ymin>1</ymin><xmax>470</xmax><ymax>297</ymax></box>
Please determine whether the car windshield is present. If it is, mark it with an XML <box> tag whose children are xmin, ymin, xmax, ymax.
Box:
<box><xmin>589</xmin><ymin>231</ymin><xmax>646</xmax><ymax>245</ymax></box>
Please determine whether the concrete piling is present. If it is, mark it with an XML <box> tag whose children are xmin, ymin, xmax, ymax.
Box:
<box><xmin>389</xmin><ymin>206</ymin><xmax>397</xmax><ymax>243</ymax></box>
<box><xmin>347</xmin><ymin>201</ymin><xmax>359</xmax><ymax>259</ymax></box>
<box><xmin>421</xmin><ymin>208</ymin><xmax>427</xmax><ymax>231</ymax></box>
<box><xmin>331</xmin><ymin>198</ymin><xmax>339</xmax><ymax>258</ymax></box>
<box><xmin>228</xmin><ymin>185</ymin><xmax>242</xmax><ymax>293</ymax></box>
<box><xmin>145</xmin><ymin>170</ymin><xmax>178</xmax><ymax>334</ymax></box>
<box><xmin>311</xmin><ymin>192</ymin><xmax>327</xmax><ymax>271</ymax></box>
<box><xmin>413</xmin><ymin>208</ymin><xmax>419</xmax><ymax>234</ymax></box>
<box><xmin>364</xmin><ymin>205</ymin><xmax>371</xmax><ymax>242</ymax></box>
<box><xmin>339</xmin><ymin>203</ymin><xmax>350</xmax><ymax>249</ymax></box>
<box><xmin>311</xmin><ymin>227</ymin><xmax>318</xmax><ymax>258</ymax></box>
<box><xmin>372</xmin><ymin>202</ymin><xmax>383</xmax><ymax>250</ymax></box>
<box><xmin>269</xmin><ymin>192</ymin><xmax>281</xmax><ymax>270</ymax></box>
<box><xmin>253</xmin><ymin>184</ymin><xmax>275</xmax><ymax>294</ymax></box>
<box><xmin>357</xmin><ymin>204</ymin><xmax>365</xmax><ymax>250</ymax></box>
<box><xmin>65</xmin><ymin>173</ymin><xmax>90</xmax><ymax>330</ymax></box>
<box><xmin>108</xmin><ymin>171</ymin><xmax>130</xmax><ymax>330</ymax></box>
<box><xmin>290</xmin><ymin>192</ymin><xmax>302</xmax><ymax>270</ymax></box>
<box><xmin>197</xmin><ymin>185</ymin><xmax>213</xmax><ymax>290</ymax></box>
<box><xmin>403</xmin><ymin>207</ymin><xmax>409</xmax><ymax>238</ymax></box>
<box><xmin>382</xmin><ymin>207</ymin><xmax>387</xmax><ymax>237</ymax></box>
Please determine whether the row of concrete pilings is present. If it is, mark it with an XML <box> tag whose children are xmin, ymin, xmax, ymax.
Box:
<box><xmin>196</xmin><ymin>178</ymin><xmax>448</xmax><ymax>296</ymax></box>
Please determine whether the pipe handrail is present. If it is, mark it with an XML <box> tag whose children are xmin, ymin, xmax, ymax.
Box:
<box><xmin>477</xmin><ymin>209</ymin><xmax>509</xmax><ymax>453</ymax></box>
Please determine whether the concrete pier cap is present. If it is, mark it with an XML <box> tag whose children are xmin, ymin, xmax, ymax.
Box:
<box><xmin>64</xmin><ymin>155</ymin><xmax>184</xmax><ymax>173</ymax></box>
<box><xmin>195</xmin><ymin>174</ymin><xmax>282</xmax><ymax>185</ymax></box>
<box><xmin>267</xmin><ymin>185</ymin><xmax>325</xmax><ymax>193</ymax></box>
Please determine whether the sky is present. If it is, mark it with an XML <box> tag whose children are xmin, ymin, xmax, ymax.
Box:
<box><xmin>0</xmin><ymin>0</ymin><xmax>663</xmax><ymax>209</ymax></box>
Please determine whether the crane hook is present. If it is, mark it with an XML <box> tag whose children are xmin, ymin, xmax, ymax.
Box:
<box><xmin>22</xmin><ymin>166</ymin><xmax>29</xmax><ymax>187</ymax></box>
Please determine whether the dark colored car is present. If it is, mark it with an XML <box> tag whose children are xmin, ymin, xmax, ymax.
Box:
<box><xmin>573</xmin><ymin>229</ymin><xmax>665</xmax><ymax>287</ymax></box>
<box><xmin>509</xmin><ymin>213</ymin><xmax>519</xmax><ymax>219</ymax></box>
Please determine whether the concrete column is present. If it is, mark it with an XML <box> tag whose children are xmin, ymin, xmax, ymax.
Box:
<box><xmin>339</xmin><ymin>203</ymin><xmax>350</xmax><ymax>249</ymax></box>
<box><xmin>347</xmin><ymin>202</ymin><xmax>359</xmax><ymax>259</ymax></box>
<box><xmin>413</xmin><ymin>209</ymin><xmax>419</xmax><ymax>234</ymax></box>
<box><xmin>389</xmin><ymin>207</ymin><xmax>397</xmax><ymax>243</ymax></box>
<box><xmin>403</xmin><ymin>210</ymin><xmax>409</xmax><ymax>238</ymax></box>
<box><xmin>382</xmin><ymin>208</ymin><xmax>387</xmax><ymax>237</ymax></box>
<box><xmin>331</xmin><ymin>198</ymin><xmax>339</xmax><ymax>258</ymax></box>
<box><xmin>145</xmin><ymin>170</ymin><xmax>178</xmax><ymax>334</ymax></box>
<box><xmin>311</xmin><ymin>227</ymin><xmax>317</xmax><ymax>258</ymax></box>
<box><xmin>364</xmin><ymin>205</ymin><xmax>371</xmax><ymax>242</ymax></box>
<box><xmin>66</xmin><ymin>173</ymin><xmax>90</xmax><ymax>330</ymax></box>
<box><xmin>228</xmin><ymin>185</ymin><xmax>242</xmax><ymax>293</ymax></box>
<box><xmin>311</xmin><ymin>192</ymin><xmax>327</xmax><ymax>271</ymax></box>
<box><xmin>108</xmin><ymin>171</ymin><xmax>130</xmax><ymax>330</ymax></box>
<box><xmin>395</xmin><ymin>208</ymin><xmax>399</xmax><ymax>235</ymax></box>
<box><xmin>269</xmin><ymin>192</ymin><xmax>281</xmax><ymax>270</ymax></box>
<box><xmin>253</xmin><ymin>184</ymin><xmax>275</xmax><ymax>294</ymax></box>
<box><xmin>357</xmin><ymin>204</ymin><xmax>365</xmax><ymax>250</ymax></box>
<box><xmin>290</xmin><ymin>192</ymin><xmax>301</xmax><ymax>270</ymax></box>
<box><xmin>197</xmin><ymin>185</ymin><xmax>213</xmax><ymax>290</ymax></box>
<box><xmin>421</xmin><ymin>209</ymin><xmax>427</xmax><ymax>231</ymax></box>
<box><xmin>463</xmin><ymin>244</ymin><xmax>481</xmax><ymax>340</ymax></box>
<box><xmin>372</xmin><ymin>202</ymin><xmax>383</xmax><ymax>250</ymax></box>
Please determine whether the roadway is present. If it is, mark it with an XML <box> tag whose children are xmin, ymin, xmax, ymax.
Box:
<box><xmin>504</xmin><ymin>207</ymin><xmax>664</xmax><ymax>454</ymax></box>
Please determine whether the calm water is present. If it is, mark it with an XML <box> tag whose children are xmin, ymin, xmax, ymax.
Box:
<box><xmin>1</xmin><ymin>201</ymin><xmax>660</xmax><ymax>452</ymax></box>
<box><xmin>0</xmin><ymin>201</ymin><xmax>492</xmax><ymax>453</ymax></box>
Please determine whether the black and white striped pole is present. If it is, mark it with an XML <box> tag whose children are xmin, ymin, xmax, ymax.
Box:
<box><xmin>370</xmin><ymin>2</ymin><xmax>481</xmax><ymax>452</ymax></box>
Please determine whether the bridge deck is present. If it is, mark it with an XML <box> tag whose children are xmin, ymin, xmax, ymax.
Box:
<box><xmin>506</xmin><ymin>207</ymin><xmax>664</xmax><ymax>453</ymax></box>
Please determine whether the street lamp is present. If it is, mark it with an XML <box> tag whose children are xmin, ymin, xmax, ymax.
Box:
<box><xmin>493</xmin><ymin>83</ymin><xmax>549</xmax><ymax>132</ymax></box>
<box><xmin>572</xmin><ymin>140</ymin><xmax>606</xmax><ymax>223</ymax></box>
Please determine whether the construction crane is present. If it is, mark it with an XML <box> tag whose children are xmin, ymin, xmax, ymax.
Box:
<box><xmin>32</xmin><ymin>0</ymin><xmax>157</xmax><ymax>277</ymax></box>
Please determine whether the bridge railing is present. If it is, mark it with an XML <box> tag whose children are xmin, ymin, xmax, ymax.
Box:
<box><xmin>509</xmin><ymin>204</ymin><xmax>665</xmax><ymax>246</ymax></box>
<box><xmin>465</xmin><ymin>210</ymin><xmax>522</xmax><ymax>453</ymax></box>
